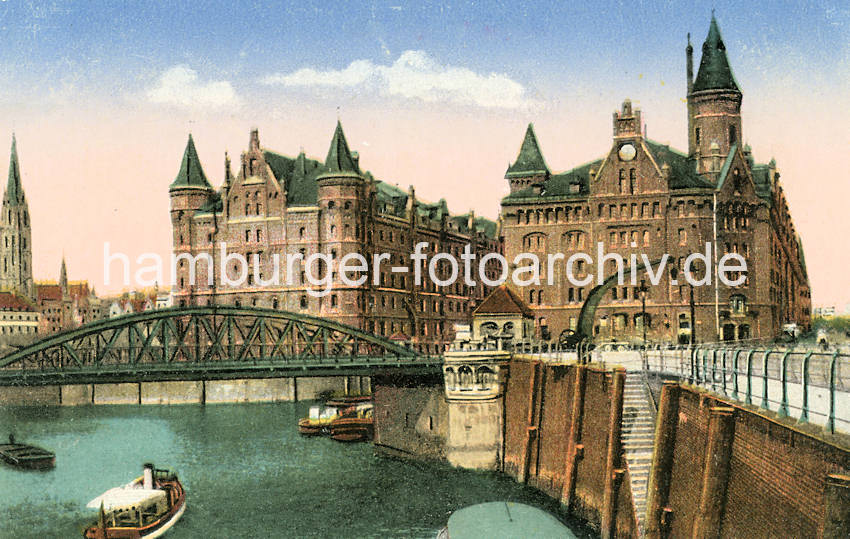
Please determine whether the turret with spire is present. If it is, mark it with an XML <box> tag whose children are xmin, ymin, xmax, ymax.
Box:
<box><xmin>316</xmin><ymin>120</ymin><xmax>367</xmax><ymax>317</ymax></box>
<box><xmin>505</xmin><ymin>123</ymin><xmax>549</xmax><ymax>194</ymax></box>
<box><xmin>169</xmin><ymin>135</ymin><xmax>213</xmax><ymax>306</ymax></box>
<box><xmin>687</xmin><ymin>14</ymin><xmax>743</xmax><ymax>179</ymax></box>
<box><xmin>0</xmin><ymin>134</ymin><xmax>33</xmax><ymax>299</ymax></box>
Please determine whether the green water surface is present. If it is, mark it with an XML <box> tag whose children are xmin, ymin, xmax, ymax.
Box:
<box><xmin>0</xmin><ymin>402</ymin><xmax>592</xmax><ymax>538</ymax></box>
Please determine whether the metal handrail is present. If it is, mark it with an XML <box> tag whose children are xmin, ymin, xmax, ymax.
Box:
<box><xmin>642</xmin><ymin>345</ymin><xmax>850</xmax><ymax>434</ymax></box>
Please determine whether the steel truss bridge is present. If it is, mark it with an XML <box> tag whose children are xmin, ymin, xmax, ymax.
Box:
<box><xmin>0</xmin><ymin>307</ymin><xmax>437</xmax><ymax>386</ymax></box>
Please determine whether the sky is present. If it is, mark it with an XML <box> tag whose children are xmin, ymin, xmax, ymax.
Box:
<box><xmin>0</xmin><ymin>0</ymin><xmax>848</xmax><ymax>308</ymax></box>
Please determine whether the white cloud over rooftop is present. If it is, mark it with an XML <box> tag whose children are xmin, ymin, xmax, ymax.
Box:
<box><xmin>261</xmin><ymin>50</ymin><xmax>535</xmax><ymax>110</ymax></box>
<box><xmin>146</xmin><ymin>65</ymin><xmax>240</xmax><ymax>109</ymax></box>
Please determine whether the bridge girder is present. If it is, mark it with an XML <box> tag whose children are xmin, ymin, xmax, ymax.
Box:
<box><xmin>0</xmin><ymin>306</ymin><xmax>436</xmax><ymax>386</ymax></box>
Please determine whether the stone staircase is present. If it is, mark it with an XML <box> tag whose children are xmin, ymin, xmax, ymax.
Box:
<box><xmin>621</xmin><ymin>371</ymin><xmax>657</xmax><ymax>534</ymax></box>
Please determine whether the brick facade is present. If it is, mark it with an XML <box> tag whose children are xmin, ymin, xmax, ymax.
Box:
<box><xmin>170</xmin><ymin>124</ymin><xmax>501</xmax><ymax>354</ymax></box>
<box><xmin>500</xmin><ymin>18</ymin><xmax>811</xmax><ymax>345</ymax></box>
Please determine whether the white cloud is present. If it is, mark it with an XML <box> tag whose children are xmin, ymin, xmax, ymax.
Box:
<box><xmin>261</xmin><ymin>50</ymin><xmax>535</xmax><ymax>109</ymax></box>
<box><xmin>147</xmin><ymin>65</ymin><xmax>239</xmax><ymax>109</ymax></box>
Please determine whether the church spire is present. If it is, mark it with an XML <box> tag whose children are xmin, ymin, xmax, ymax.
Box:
<box><xmin>319</xmin><ymin>121</ymin><xmax>361</xmax><ymax>178</ymax></box>
<box><xmin>59</xmin><ymin>257</ymin><xmax>68</xmax><ymax>297</ymax></box>
<box><xmin>692</xmin><ymin>14</ymin><xmax>739</xmax><ymax>93</ymax></box>
<box><xmin>169</xmin><ymin>134</ymin><xmax>212</xmax><ymax>190</ymax></box>
<box><xmin>5</xmin><ymin>134</ymin><xmax>24</xmax><ymax>206</ymax></box>
<box><xmin>505</xmin><ymin>123</ymin><xmax>549</xmax><ymax>178</ymax></box>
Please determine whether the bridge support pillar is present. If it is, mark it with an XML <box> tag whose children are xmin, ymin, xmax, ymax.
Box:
<box><xmin>600</xmin><ymin>367</ymin><xmax>625</xmax><ymax>539</ymax></box>
<box><xmin>693</xmin><ymin>406</ymin><xmax>735</xmax><ymax>539</ymax></box>
<box><xmin>442</xmin><ymin>348</ymin><xmax>511</xmax><ymax>471</ymax></box>
<box><xmin>645</xmin><ymin>381</ymin><xmax>680</xmax><ymax>538</ymax></box>
<box><xmin>824</xmin><ymin>474</ymin><xmax>850</xmax><ymax>539</ymax></box>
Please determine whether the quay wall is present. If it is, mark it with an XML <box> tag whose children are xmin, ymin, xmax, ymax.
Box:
<box><xmin>646</xmin><ymin>383</ymin><xmax>850</xmax><ymax>538</ymax></box>
<box><xmin>372</xmin><ymin>373</ymin><xmax>447</xmax><ymax>461</ymax></box>
<box><xmin>503</xmin><ymin>357</ymin><xmax>637</xmax><ymax>538</ymax></box>
<box><xmin>0</xmin><ymin>376</ymin><xmax>368</xmax><ymax>406</ymax></box>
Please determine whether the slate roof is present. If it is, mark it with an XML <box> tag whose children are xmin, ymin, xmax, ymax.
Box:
<box><xmin>263</xmin><ymin>150</ymin><xmax>323</xmax><ymax>207</ymax></box>
<box><xmin>502</xmin><ymin>159</ymin><xmax>600</xmax><ymax>202</ymax></box>
<box><xmin>750</xmin><ymin>164</ymin><xmax>774</xmax><ymax>202</ymax></box>
<box><xmin>644</xmin><ymin>140</ymin><xmax>714</xmax><ymax>189</ymax></box>
<box><xmin>505</xmin><ymin>124</ymin><xmax>549</xmax><ymax>178</ymax></box>
<box><xmin>693</xmin><ymin>16</ymin><xmax>740</xmax><ymax>93</ymax></box>
<box><xmin>181</xmin><ymin>125</ymin><xmax>497</xmax><ymax>237</ymax></box>
<box><xmin>170</xmin><ymin>135</ymin><xmax>212</xmax><ymax>190</ymax></box>
<box><xmin>473</xmin><ymin>285</ymin><xmax>533</xmax><ymax>317</ymax></box>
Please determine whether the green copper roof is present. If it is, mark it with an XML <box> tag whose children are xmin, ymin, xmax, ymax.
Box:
<box><xmin>5</xmin><ymin>135</ymin><xmax>24</xmax><ymax>206</ymax></box>
<box><xmin>506</xmin><ymin>123</ymin><xmax>549</xmax><ymax>178</ymax></box>
<box><xmin>170</xmin><ymin>135</ymin><xmax>212</xmax><ymax>190</ymax></box>
<box><xmin>751</xmin><ymin>164</ymin><xmax>775</xmax><ymax>202</ymax></box>
<box><xmin>319</xmin><ymin>121</ymin><xmax>361</xmax><ymax>178</ymax></box>
<box><xmin>376</xmin><ymin>181</ymin><xmax>408</xmax><ymax>217</ymax></box>
<box><xmin>716</xmin><ymin>143</ymin><xmax>739</xmax><ymax>189</ymax></box>
<box><xmin>693</xmin><ymin>16</ymin><xmax>740</xmax><ymax>93</ymax></box>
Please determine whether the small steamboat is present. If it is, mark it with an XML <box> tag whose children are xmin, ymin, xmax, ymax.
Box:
<box><xmin>83</xmin><ymin>463</ymin><xmax>186</xmax><ymax>539</ymax></box>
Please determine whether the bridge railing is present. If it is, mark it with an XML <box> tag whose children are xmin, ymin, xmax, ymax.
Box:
<box><xmin>644</xmin><ymin>346</ymin><xmax>850</xmax><ymax>435</ymax></box>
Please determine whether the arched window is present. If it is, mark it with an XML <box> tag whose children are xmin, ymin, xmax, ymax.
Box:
<box><xmin>476</xmin><ymin>366</ymin><xmax>495</xmax><ymax>389</ymax></box>
<box><xmin>480</xmin><ymin>321</ymin><xmax>499</xmax><ymax>338</ymax></box>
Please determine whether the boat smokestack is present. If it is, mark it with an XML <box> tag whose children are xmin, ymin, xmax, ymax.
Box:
<box><xmin>143</xmin><ymin>463</ymin><xmax>154</xmax><ymax>490</ymax></box>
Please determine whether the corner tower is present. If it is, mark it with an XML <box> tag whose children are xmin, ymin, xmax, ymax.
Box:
<box><xmin>0</xmin><ymin>135</ymin><xmax>33</xmax><ymax>298</ymax></box>
<box><xmin>687</xmin><ymin>15</ymin><xmax>743</xmax><ymax>178</ymax></box>
<box><xmin>316</xmin><ymin>122</ymin><xmax>369</xmax><ymax>320</ymax></box>
<box><xmin>169</xmin><ymin>135</ymin><xmax>213</xmax><ymax>304</ymax></box>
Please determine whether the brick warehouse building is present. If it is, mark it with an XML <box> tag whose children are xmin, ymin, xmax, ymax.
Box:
<box><xmin>170</xmin><ymin>123</ymin><xmax>500</xmax><ymax>354</ymax></box>
<box><xmin>500</xmin><ymin>16</ymin><xmax>811</xmax><ymax>344</ymax></box>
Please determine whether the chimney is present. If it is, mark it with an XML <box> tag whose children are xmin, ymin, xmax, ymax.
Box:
<box><xmin>249</xmin><ymin>128</ymin><xmax>260</xmax><ymax>151</ymax></box>
<box><xmin>686</xmin><ymin>33</ymin><xmax>694</xmax><ymax>94</ymax></box>
<box><xmin>143</xmin><ymin>463</ymin><xmax>154</xmax><ymax>489</ymax></box>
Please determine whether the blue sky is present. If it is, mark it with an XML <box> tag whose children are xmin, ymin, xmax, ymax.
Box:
<box><xmin>0</xmin><ymin>1</ymin><xmax>848</xmax><ymax>307</ymax></box>
<box><xmin>1</xmin><ymin>1</ymin><xmax>847</xmax><ymax>107</ymax></box>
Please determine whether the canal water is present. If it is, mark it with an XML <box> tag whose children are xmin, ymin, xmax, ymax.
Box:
<box><xmin>0</xmin><ymin>402</ymin><xmax>592</xmax><ymax>538</ymax></box>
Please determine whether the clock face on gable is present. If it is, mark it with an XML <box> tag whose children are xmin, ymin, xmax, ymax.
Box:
<box><xmin>618</xmin><ymin>143</ymin><xmax>636</xmax><ymax>161</ymax></box>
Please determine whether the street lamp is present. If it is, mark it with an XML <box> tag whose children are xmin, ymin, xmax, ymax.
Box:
<box><xmin>639</xmin><ymin>280</ymin><xmax>648</xmax><ymax>350</ymax></box>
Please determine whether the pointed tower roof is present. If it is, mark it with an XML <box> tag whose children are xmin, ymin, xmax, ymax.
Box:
<box><xmin>5</xmin><ymin>134</ymin><xmax>24</xmax><ymax>206</ymax></box>
<box><xmin>59</xmin><ymin>257</ymin><xmax>68</xmax><ymax>296</ymax></box>
<box><xmin>318</xmin><ymin>121</ymin><xmax>361</xmax><ymax>178</ymax></box>
<box><xmin>693</xmin><ymin>15</ymin><xmax>740</xmax><ymax>93</ymax></box>
<box><xmin>169</xmin><ymin>134</ymin><xmax>212</xmax><ymax>190</ymax></box>
<box><xmin>505</xmin><ymin>124</ymin><xmax>549</xmax><ymax>178</ymax></box>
